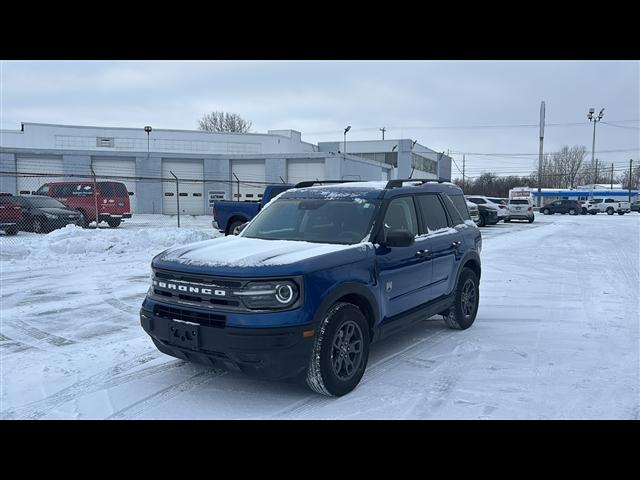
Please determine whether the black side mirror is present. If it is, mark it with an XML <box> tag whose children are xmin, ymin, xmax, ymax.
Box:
<box><xmin>384</xmin><ymin>230</ymin><xmax>415</xmax><ymax>248</ymax></box>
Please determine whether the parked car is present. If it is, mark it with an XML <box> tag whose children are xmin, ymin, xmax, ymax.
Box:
<box><xmin>465</xmin><ymin>196</ymin><xmax>500</xmax><ymax>227</ymax></box>
<box><xmin>466</xmin><ymin>196</ymin><xmax>507</xmax><ymax>222</ymax></box>
<box><xmin>12</xmin><ymin>195</ymin><xmax>82</xmax><ymax>233</ymax></box>
<box><xmin>34</xmin><ymin>181</ymin><xmax>132</xmax><ymax>227</ymax></box>
<box><xmin>539</xmin><ymin>200</ymin><xmax>581</xmax><ymax>215</ymax></box>
<box><xmin>141</xmin><ymin>179</ymin><xmax>482</xmax><ymax>396</ymax></box>
<box><xmin>631</xmin><ymin>201</ymin><xmax>640</xmax><ymax>213</ymax></box>
<box><xmin>212</xmin><ymin>184</ymin><xmax>294</xmax><ymax>235</ymax></box>
<box><xmin>505</xmin><ymin>198</ymin><xmax>534</xmax><ymax>223</ymax></box>
<box><xmin>0</xmin><ymin>194</ymin><xmax>22</xmax><ymax>235</ymax></box>
<box><xmin>466</xmin><ymin>200</ymin><xmax>480</xmax><ymax>225</ymax></box>
<box><xmin>586</xmin><ymin>198</ymin><xmax>631</xmax><ymax>215</ymax></box>
<box><xmin>487</xmin><ymin>197</ymin><xmax>509</xmax><ymax>219</ymax></box>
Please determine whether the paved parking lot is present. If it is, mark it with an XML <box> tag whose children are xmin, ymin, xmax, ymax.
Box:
<box><xmin>1</xmin><ymin>213</ymin><xmax>638</xmax><ymax>419</ymax></box>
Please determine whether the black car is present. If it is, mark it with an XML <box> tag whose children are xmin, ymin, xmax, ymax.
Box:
<box><xmin>539</xmin><ymin>200</ymin><xmax>581</xmax><ymax>215</ymax></box>
<box><xmin>13</xmin><ymin>195</ymin><xmax>82</xmax><ymax>233</ymax></box>
<box><xmin>631</xmin><ymin>201</ymin><xmax>640</xmax><ymax>213</ymax></box>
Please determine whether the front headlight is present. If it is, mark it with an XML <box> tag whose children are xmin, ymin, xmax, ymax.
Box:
<box><xmin>233</xmin><ymin>280</ymin><xmax>300</xmax><ymax>310</ymax></box>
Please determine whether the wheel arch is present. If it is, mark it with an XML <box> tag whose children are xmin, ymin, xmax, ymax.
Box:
<box><xmin>226</xmin><ymin>215</ymin><xmax>249</xmax><ymax>234</ymax></box>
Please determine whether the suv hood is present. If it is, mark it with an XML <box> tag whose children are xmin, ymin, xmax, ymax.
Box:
<box><xmin>38</xmin><ymin>207</ymin><xmax>78</xmax><ymax>215</ymax></box>
<box><xmin>152</xmin><ymin>235</ymin><xmax>372</xmax><ymax>277</ymax></box>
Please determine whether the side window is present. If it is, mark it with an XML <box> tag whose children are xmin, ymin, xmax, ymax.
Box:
<box><xmin>604</xmin><ymin>199</ymin><xmax>614</xmax><ymax>203</ymax></box>
<box><xmin>444</xmin><ymin>194</ymin><xmax>470</xmax><ymax>223</ymax></box>
<box><xmin>35</xmin><ymin>184</ymin><xmax>49</xmax><ymax>196</ymax></box>
<box><xmin>417</xmin><ymin>194</ymin><xmax>450</xmax><ymax>233</ymax></box>
<box><xmin>382</xmin><ymin>197</ymin><xmax>418</xmax><ymax>240</ymax></box>
<box><xmin>98</xmin><ymin>183</ymin><xmax>114</xmax><ymax>197</ymax></box>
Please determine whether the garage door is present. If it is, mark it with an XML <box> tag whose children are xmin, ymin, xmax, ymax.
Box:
<box><xmin>162</xmin><ymin>159</ymin><xmax>204</xmax><ymax>215</ymax></box>
<box><xmin>91</xmin><ymin>157</ymin><xmax>137</xmax><ymax>212</ymax></box>
<box><xmin>231</xmin><ymin>160</ymin><xmax>265</xmax><ymax>201</ymax></box>
<box><xmin>16</xmin><ymin>156</ymin><xmax>64</xmax><ymax>195</ymax></box>
<box><xmin>287</xmin><ymin>159</ymin><xmax>325</xmax><ymax>185</ymax></box>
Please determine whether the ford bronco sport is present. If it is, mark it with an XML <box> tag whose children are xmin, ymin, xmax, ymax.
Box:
<box><xmin>140</xmin><ymin>180</ymin><xmax>482</xmax><ymax>396</ymax></box>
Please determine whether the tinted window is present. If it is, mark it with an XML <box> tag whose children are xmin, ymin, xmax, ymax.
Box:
<box><xmin>382</xmin><ymin>197</ymin><xmax>418</xmax><ymax>239</ymax></box>
<box><xmin>113</xmin><ymin>183</ymin><xmax>128</xmax><ymax>197</ymax></box>
<box><xmin>98</xmin><ymin>182</ymin><xmax>114</xmax><ymax>197</ymax></box>
<box><xmin>0</xmin><ymin>196</ymin><xmax>17</xmax><ymax>204</ymax></box>
<box><xmin>442</xmin><ymin>194</ymin><xmax>466</xmax><ymax>225</ymax></box>
<box><xmin>509</xmin><ymin>199</ymin><xmax>529</xmax><ymax>205</ymax></box>
<box><xmin>34</xmin><ymin>184</ymin><xmax>49</xmax><ymax>196</ymax></box>
<box><xmin>51</xmin><ymin>184</ymin><xmax>78</xmax><ymax>197</ymax></box>
<box><xmin>467</xmin><ymin>197</ymin><xmax>485</xmax><ymax>205</ymax></box>
<box><xmin>417</xmin><ymin>194</ymin><xmax>450</xmax><ymax>232</ymax></box>
<box><xmin>446</xmin><ymin>194</ymin><xmax>471</xmax><ymax>222</ymax></box>
<box><xmin>22</xmin><ymin>196</ymin><xmax>68</xmax><ymax>208</ymax></box>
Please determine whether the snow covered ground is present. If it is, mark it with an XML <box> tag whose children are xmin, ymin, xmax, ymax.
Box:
<box><xmin>1</xmin><ymin>214</ymin><xmax>638</xmax><ymax>419</ymax></box>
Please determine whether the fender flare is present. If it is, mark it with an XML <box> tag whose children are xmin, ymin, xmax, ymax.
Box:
<box><xmin>454</xmin><ymin>251</ymin><xmax>481</xmax><ymax>290</ymax></box>
<box><xmin>311</xmin><ymin>282</ymin><xmax>380</xmax><ymax>339</ymax></box>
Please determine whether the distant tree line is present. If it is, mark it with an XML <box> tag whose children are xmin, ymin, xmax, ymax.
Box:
<box><xmin>454</xmin><ymin>144</ymin><xmax>639</xmax><ymax>196</ymax></box>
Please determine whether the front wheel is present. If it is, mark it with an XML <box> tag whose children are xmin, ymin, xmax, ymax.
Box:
<box><xmin>504</xmin><ymin>217</ymin><xmax>510</xmax><ymax>223</ymax></box>
<box><xmin>477</xmin><ymin>214</ymin><xmax>486</xmax><ymax>227</ymax></box>
<box><xmin>227</xmin><ymin>220</ymin><xmax>244</xmax><ymax>236</ymax></box>
<box><xmin>306</xmin><ymin>302</ymin><xmax>370</xmax><ymax>397</ymax></box>
<box><xmin>443</xmin><ymin>268</ymin><xmax>479</xmax><ymax>330</ymax></box>
<box><xmin>542</xmin><ymin>208</ymin><xmax>550</xmax><ymax>215</ymax></box>
<box><xmin>607</xmin><ymin>208</ymin><xmax>614</xmax><ymax>215</ymax></box>
<box><xmin>569</xmin><ymin>209</ymin><xmax>576</xmax><ymax>215</ymax></box>
<box><xmin>107</xmin><ymin>218</ymin><xmax>121</xmax><ymax>228</ymax></box>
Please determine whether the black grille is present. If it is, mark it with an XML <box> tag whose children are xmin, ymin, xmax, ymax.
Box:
<box><xmin>154</xmin><ymin>304</ymin><xmax>226</xmax><ymax>328</ymax></box>
<box><xmin>154</xmin><ymin>270</ymin><xmax>242</xmax><ymax>288</ymax></box>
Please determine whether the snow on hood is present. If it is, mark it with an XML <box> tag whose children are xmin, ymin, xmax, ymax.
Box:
<box><xmin>159</xmin><ymin>235</ymin><xmax>370</xmax><ymax>268</ymax></box>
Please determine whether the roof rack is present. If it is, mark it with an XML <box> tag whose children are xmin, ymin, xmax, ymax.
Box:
<box><xmin>294</xmin><ymin>180</ymin><xmax>358</xmax><ymax>188</ymax></box>
<box><xmin>384</xmin><ymin>179</ymin><xmax>445</xmax><ymax>189</ymax></box>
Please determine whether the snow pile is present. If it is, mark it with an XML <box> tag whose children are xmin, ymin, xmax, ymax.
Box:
<box><xmin>0</xmin><ymin>225</ymin><xmax>218</xmax><ymax>262</ymax></box>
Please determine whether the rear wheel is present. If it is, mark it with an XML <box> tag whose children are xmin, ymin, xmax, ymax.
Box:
<box><xmin>228</xmin><ymin>220</ymin><xmax>244</xmax><ymax>236</ymax></box>
<box><xmin>477</xmin><ymin>214</ymin><xmax>486</xmax><ymax>227</ymax></box>
<box><xmin>504</xmin><ymin>217</ymin><xmax>510</xmax><ymax>223</ymax></box>
<box><xmin>32</xmin><ymin>217</ymin><xmax>45</xmax><ymax>234</ymax></box>
<box><xmin>306</xmin><ymin>302</ymin><xmax>370</xmax><ymax>397</ymax></box>
<box><xmin>542</xmin><ymin>208</ymin><xmax>550</xmax><ymax>215</ymax></box>
<box><xmin>618</xmin><ymin>211</ymin><xmax>624</xmax><ymax>215</ymax></box>
<box><xmin>76</xmin><ymin>211</ymin><xmax>88</xmax><ymax>228</ymax></box>
<box><xmin>590</xmin><ymin>211</ymin><xmax>597</xmax><ymax>215</ymax></box>
<box><xmin>607</xmin><ymin>208</ymin><xmax>614</xmax><ymax>215</ymax></box>
<box><xmin>107</xmin><ymin>218</ymin><xmax>121</xmax><ymax>228</ymax></box>
<box><xmin>569</xmin><ymin>208</ymin><xmax>576</xmax><ymax>215</ymax></box>
<box><xmin>443</xmin><ymin>268</ymin><xmax>479</xmax><ymax>330</ymax></box>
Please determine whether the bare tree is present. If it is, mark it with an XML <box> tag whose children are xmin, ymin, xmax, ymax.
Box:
<box><xmin>198</xmin><ymin>111</ymin><xmax>253</xmax><ymax>133</ymax></box>
<box><xmin>533</xmin><ymin>145</ymin><xmax>587</xmax><ymax>188</ymax></box>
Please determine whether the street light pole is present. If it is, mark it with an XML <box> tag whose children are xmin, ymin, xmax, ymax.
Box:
<box><xmin>343</xmin><ymin>126</ymin><xmax>351</xmax><ymax>158</ymax></box>
<box><xmin>587</xmin><ymin>108</ymin><xmax>604</xmax><ymax>184</ymax></box>
<box><xmin>537</xmin><ymin>101</ymin><xmax>545</xmax><ymax>208</ymax></box>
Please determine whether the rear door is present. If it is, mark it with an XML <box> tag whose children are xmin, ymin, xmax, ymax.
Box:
<box><xmin>416</xmin><ymin>194</ymin><xmax>463</xmax><ymax>299</ymax></box>
<box><xmin>375</xmin><ymin>196</ymin><xmax>433</xmax><ymax>320</ymax></box>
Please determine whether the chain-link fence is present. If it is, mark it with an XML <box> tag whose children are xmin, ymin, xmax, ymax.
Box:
<box><xmin>0</xmin><ymin>171</ymin><xmax>286</xmax><ymax>245</ymax></box>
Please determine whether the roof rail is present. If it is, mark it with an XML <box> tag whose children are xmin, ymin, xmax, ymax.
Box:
<box><xmin>384</xmin><ymin>179</ymin><xmax>445</xmax><ymax>189</ymax></box>
<box><xmin>294</xmin><ymin>180</ymin><xmax>357</xmax><ymax>188</ymax></box>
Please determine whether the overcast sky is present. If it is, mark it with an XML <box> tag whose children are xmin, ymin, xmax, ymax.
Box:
<box><xmin>1</xmin><ymin>60</ymin><xmax>638</xmax><ymax>179</ymax></box>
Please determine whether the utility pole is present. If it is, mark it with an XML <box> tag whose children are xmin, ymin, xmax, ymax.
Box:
<box><xmin>537</xmin><ymin>101</ymin><xmax>545</xmax><ymax>208</ymax></box>
<box><xmin>610</xmin><ymin>163</ymin><xmax>614</xmax><ymax>190</ymax></box>
<box><xmin>595</xmin><ymin>158</ymin><xmax>598</xmax><ymax>184</ymax></box>
<box><xmin>462</xmin><ymin>154</ymin><xmax>466</xmax><ymax>192</ymax></box>
<box><xmin>380</xmin><ymin>127</ymin><xmax>386</xmax><ymax>140</ymax></box>
<box><xmin>630</xmin><ymin>159</ymin><xmax>634</xmax><ymax>203</ymax></box>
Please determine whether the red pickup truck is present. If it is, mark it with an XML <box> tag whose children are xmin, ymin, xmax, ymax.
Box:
<box><xmin>0</xmin><ymin>193</ymin><xmax>22</xmax><ymax>235</ymax></box>
<box><xmin>34</xmin><ymin>181</ymin><xmax>132</xmax><ymax>227</ymax></box>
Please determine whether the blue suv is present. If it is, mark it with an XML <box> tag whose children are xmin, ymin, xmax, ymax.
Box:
<box><xmin>140</xmin><ymin>180</ymin><xmax>482</xmax><ymax>396</ymax></box>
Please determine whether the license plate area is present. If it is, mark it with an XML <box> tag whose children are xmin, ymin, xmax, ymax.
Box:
<box><xmin>168</xmin><ymin>319</ymin><xmax>199</xmax><ymax>350</ymax></box>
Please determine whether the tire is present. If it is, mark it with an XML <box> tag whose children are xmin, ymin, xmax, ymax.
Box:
<box><xmin>32</xmin><ymin>217</ymin><xmax>45</xmax><ymax>234</ymax></box>
<box><xmin>227</xmin><ymin>220</ymin><xmax>244</xmax><ymax>236</ymax></box>
<box><xmin>107</xmin><ymin>218</ymin><xmax>121</xmax><ymax>228</ymax></box>
<box><xmin>77</xmin><ymin>211</ymin><xmax>88</xmax><ymax>228</ymax></box>
<box><xmin>607</xmin><ymin>208</ymin><xmax>614</xmax><ymax>215</ymax></box>
<box><xmin>528</xmin><ymin>216</ymin><xmax>534</xmax><ymax>223</ymax></box>
<box><xmin>5</xmin><ymin>226</ymin><xmax>18</xmax><ymax>236</ymax></box>
<box><xmin>618</xmin><ymin>211</ymin><xmax>624</xmax><ymax>215</ymax></box>
<box><xmin>443</xmin><ymin>268</ymin><xmax>480</xmax><ymax>330</ymax></box>
<box><xmin>306</xmin><ymin>302</ymin><xmax>370</xmax><ymax>397</ymax></box>
<box><xmin>477</xmin><ymin>214</ymin><xmax>486</xmax><ymax>227</ymax></box>
<box><xmin>504</xmin><ymin>217</ymin><xmax>510</xmax><ymax>223</ymax></box>
<box><xmin>542</xmin><ymin>208</ymin><xmax>550</xmax><ymax>215</ymax></box>
<box><xmin>582</xmin><ymin>208</ymin><xmax>587</xmax><ymax>215</ymax></box>
<box><xmin>590</xmin><ymin>211</ymin><xmax>597</xmax><ymax>215</ymax></box>
<box><xmin>569</xmin><ymin>209</ymin><xmax>576</xmax><ymax>215</ymax></box>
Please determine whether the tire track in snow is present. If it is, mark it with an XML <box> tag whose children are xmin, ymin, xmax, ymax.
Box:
<box><xmin>0</xmin><ymin>350</ymin><xmax>170</xmax><ymax>420</ymax></box>
<box><xmin>3</xmin><ymin>319</ymin><xmax>76</xmax><ymax>348</ymax></box>
<box><xmin>272</xmin><ymin>326</ymin><xmax>454</xmax><ymax>419</ymax></box>
<box><xmin>106</xmin><ymin>368</ymin><xmax>226</xmax><ymax>419</ymax></box>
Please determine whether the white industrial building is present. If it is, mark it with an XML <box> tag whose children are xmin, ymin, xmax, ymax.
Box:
<box><xmin>0</xmin><ymin>122</ymin><xmax>452</xmax><ymax>215</ymax></box>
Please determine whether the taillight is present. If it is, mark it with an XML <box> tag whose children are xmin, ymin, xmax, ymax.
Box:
<box><xmin>211</xmin><ymin>206</ymin><xmax>216</xmax><ymax>218</ymax></box>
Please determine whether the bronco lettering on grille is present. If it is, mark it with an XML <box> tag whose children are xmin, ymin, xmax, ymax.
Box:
<box><xmin>152</xmin><ymin>280</ymin><xmax>226</xmax><ymax>296</ymax></box>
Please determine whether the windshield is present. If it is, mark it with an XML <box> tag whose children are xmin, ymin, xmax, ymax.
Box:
<box><xmin>509</xmin><ymin>199</ymin><xmax>529</xmax><ymax>205</ymax></box>
<box><xmin>241</xmin><ymin>198</ymin><xmax>378</xmax><ymax>244</ymax></box>
<box><xmin>24</xmin><ymin>196</ymin><xmax>68</xmax><ymax>208</ymax></box>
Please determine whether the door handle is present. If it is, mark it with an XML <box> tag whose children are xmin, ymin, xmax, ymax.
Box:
<box><xmin>415</xmin><ymin>249</ymin><xmax>431</xmax><ymax>257</ymax></box>
<box><xmin>451</xmin><ymin>241</ymin><xmax>462</xmax><ymax>248</ymax></box>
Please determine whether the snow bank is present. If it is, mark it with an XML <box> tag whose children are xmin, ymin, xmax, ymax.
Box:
<box><xmin>0</xmin><ymin>225</ymin><xmax>218</xmax><ymax>262</ymax></box>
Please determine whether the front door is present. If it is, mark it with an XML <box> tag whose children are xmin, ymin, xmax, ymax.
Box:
<box><xmin>375</xmin><ymin>196</ymin><xmax>433</xmax><ymax>320</ymax></box>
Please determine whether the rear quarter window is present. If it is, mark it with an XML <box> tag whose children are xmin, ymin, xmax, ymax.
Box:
<box><xmin>444</xmin><ymin>193</ymin><xmax>470</xmax><ymax>223</ymax></box>
<box><xmin>416</xmin><ymin>194</ymin><xmax>450</xmax><ymax>232</ymax></box>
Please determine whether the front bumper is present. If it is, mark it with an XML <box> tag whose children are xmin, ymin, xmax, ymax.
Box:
<box><xmin>140</xmin><ymin>304</ymin><xmax>315</xmax><ymax>381</ymax></box>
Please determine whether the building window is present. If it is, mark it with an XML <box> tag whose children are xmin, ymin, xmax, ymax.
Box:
<box><xmin>411</xmin><ymin>152</ymin><xmax>437</xmax><ymax>174</ymax></box>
